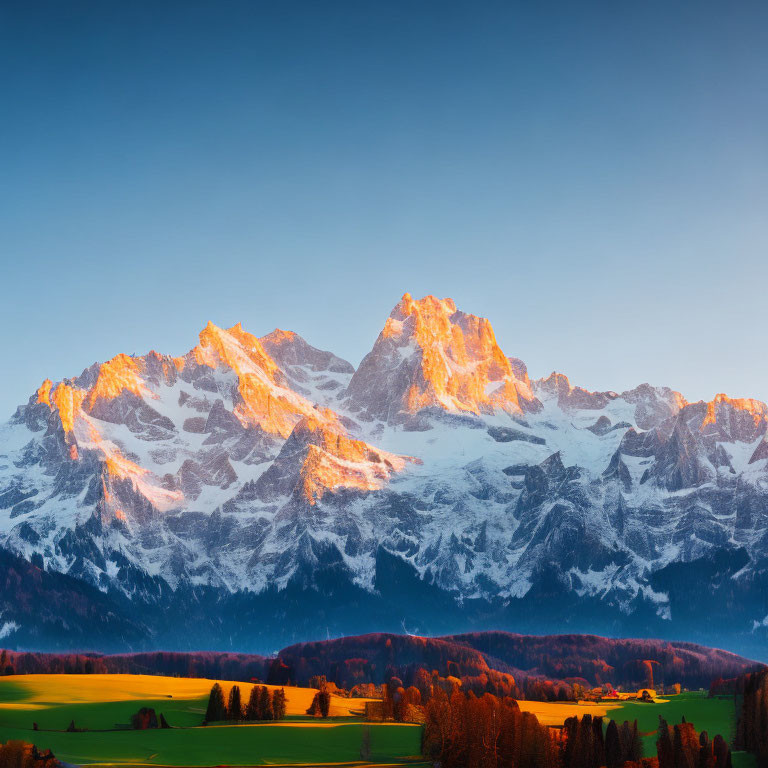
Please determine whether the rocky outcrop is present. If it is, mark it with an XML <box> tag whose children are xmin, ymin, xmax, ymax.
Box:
<box><xmin>254</xmin><ymin>415</ymin><xmax>414</xmax><ymax>505</ymax></box>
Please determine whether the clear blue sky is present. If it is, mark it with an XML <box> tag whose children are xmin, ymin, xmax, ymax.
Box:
<box><xmin>1</xmin><ymin>0</ymin><xmax>767</xmax><ymax>418</ymax></box>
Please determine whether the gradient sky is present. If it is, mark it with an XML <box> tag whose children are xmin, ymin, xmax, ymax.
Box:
<box><xmin>1</xmin><ymin>0</ymin><xmax>767</xmax><ymax>419</ymax></box>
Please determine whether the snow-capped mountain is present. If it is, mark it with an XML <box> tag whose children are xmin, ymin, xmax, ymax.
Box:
<box><xmin>1</xmin><ymin>293</ymin><xmax>767</xmax><ymax>655</ymax></box>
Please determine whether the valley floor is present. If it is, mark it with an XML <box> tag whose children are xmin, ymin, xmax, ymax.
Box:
<box><xmin>0</xmin><ymin>675</ymin><xmax>422</xmax><ymax>767</ymax></box>
<box><xmin>0</xmin><ymin>676</ymin><xmax>753</xmax><ymax>768</ymax></box>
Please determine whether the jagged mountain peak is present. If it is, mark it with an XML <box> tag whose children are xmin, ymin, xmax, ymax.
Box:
<box><xmin>185</xmin><ymin>321</ymin><xmax>337</xmax><ymax>438</ymax></box>
<box><xmin>31</xmin><ymin>351</ymin><xmax>162</xmax><ymax>437</ymax></box>
<box><xmin>12</xmin><ymin>322</ymin><xmax>369</xmax><ymax>536</ymax></box>
<box><xmin>702</xmin><ymin>392</ymin><xmax>768</xmax><ymax>426</ymax></box>
<box><xmin>3</xmin><ymin>294</ymin><xmax>768</xmax><ymax>653</ymax></box>
<box><xmin>398</xmin><ymin>291</ymin><xmax>457</xmax><ymax>317</ymax></box>
<box><xmin>85</xmin><ymin>352</ymin><xmax>153</xmax><ymax>407</ymax></box>
<box><xmin>260</xmin><ymin>328</ymin><xmax>355</xmax><ymax>376</ymax></box>
<box><xmin>193</xmin><ymin>320</ymin><xmax>279</xmax><ymax>379</ymax></box>
<box><xmin>35</xmin><ymin>378</ymin><xmax>53</xmax><ymax>406</ymax></box>
<box><xmin>535</xmin><ymin>372</ymin><xmax>618</xmax><ymax>411</ymax></box>
<box><xmin>345</xmin><ymin>293</ymin><xmax>540</xmax><ymax>423</ymax></box>
<box><xmin>260</xmin><ymin>327</ymin><xmax>301</xmax><ymax>352</ymax></box>
<box><xmin>686</xmin><ymin>392</ymin><xmax>768</xmax><ymax>443</ymax></box>
<box><xmin>618</xmin><ymin>383</ymin><xmax>687</xmax><ymax>430</ymax></box>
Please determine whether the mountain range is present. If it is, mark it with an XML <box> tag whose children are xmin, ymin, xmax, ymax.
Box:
<box><xmin>1</xmin><ymin>293</ymin><xmax>766</xmax><ymax>656</ymax></box>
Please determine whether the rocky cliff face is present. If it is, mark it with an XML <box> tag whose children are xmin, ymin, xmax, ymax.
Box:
<box><xmin>1</xmin><ymin>294</ymin><xmax>767</xmax><ymax>655</ymax></box>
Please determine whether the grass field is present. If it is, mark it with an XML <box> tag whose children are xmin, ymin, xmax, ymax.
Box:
<box><xmin>606</xmin><ymin>692</ymin><xmax>739</xmax><ymax>751</ymax></box>
<box><xmin>605</xmin><ymin>691</ymin><xmax>753</xmax><ymax>768</ymax></box>
<box><xmin>517</xmin><ymin>699</ymin><xmax>618</xmax><ymax>726</ymax></box>
<box><xmin>0</xmin><ymin>675</ymin><xmax>422</xmax><ymax>766</ymax></box>
<box><xmin>517</xmin><ymin>691</ymin><xmax>743</xmax><ymax>754</ymax></box>
<box><xmin>0</xmin><ymin>674</ymin><xmax>373</xmax><ymax>730</ymax></box>
<box><xmin>0</xmin><ymin>676</ymin><xmax>753</xmax><ymax>768</ymax></box>
<box><xmin>0</xmin><ymin>721</ymin><xmax>424</xmax><ymax>766</ymax></box>
<box><xmin>522</xmin><ymin>691</ymin><xmax>753</xmax><ymax>768</ymax></box>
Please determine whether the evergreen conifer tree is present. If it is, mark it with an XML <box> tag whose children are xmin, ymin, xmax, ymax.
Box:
<box><xmin>272</xmin><ymin>688</ymin><xmax>287</xmax><ymax>720</ymax></box>
<box><xmin>259</xmin><ymin>687</ymin><xmax>273</xmax><ymax>720</ymax></box>
<box><xmin>606</xmin><ymin>720</ymin><xmax>622</xmax><ymax>768</ymax></box>
<box><xmin>227</xmin><ymin>685</ymin><xmax>242</xmax><ymax>721</ymax></box>
<box><xmin>205</xmin><ymin>683</ymin><xmax>227</xmax><ymax>722</ymax></box>
<box><xmin>245</xmin><ymin>685</ymin><xmax>260</xmax><ymax>720</ymax></box>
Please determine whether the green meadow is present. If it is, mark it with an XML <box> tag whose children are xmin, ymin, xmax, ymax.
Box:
<box><xmin>0</xmin><ymin>676</ymin><xmax>751</xmax><ymax>767</ymax></box>
<box><xmin>607</xmin><ymin>692</ymin><xmax>753</xmax><ymax>768</ymax></box>
<box><xmin>609</xmin><ymin>692</ymin><xmax>739</xmax><ymax>749</ymax></box>
<box><xmin>0</xmin><ymin>674</ymin><xmax>423</xmax><ymax>766</ymax></box>
<box><xmin>0</xmin><ymin>721</ymin><xmax>424</xmax><ymax>766</ymax></box>
<box><xmin>0</xmin><ymin>679</ymin><xmax>207</xmax><ymax>731</ymax></box>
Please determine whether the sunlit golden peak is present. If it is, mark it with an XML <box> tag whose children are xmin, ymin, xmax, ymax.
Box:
<box><xmin>701</xmin><ymin>393</ymin><xmax>768</xmax><ymax>428</ymax></box>
<box><xmin>196</xmin><ymin>320</ymin><xmax>273</xmax><ymax>366</ymax></box>
<box><xmin>86</xmin><ymin>353</ymin><xmax>148</xmax><ymax>408</ymax></box>
<box><xmin>50</xmin><ymin>382</ymin><xmax>87</xmax><ymax>433</ymax></box>
<box><xmin>542</xmin><ymin>371</ymin><xmax>571</xmax><ymax>387</ymax></box>
<box><xmin>352</xmin><ymin>293</ymin><xmax>540</xmax><ymax>419</ymax></box>
<box><xmin>36</xmin><ymin>379</ymin><xmax>53</xmax><ymax>406</ymax></box>
<box><xmin>191</xmin><ymin>320</ymin><xmax>334</xmax><ymax>438</ymax></box>
<box><xmin>227</xmin><ymin>322</ymin><xmax>266</xmax><ymax>348</ymax></box>
<box><xmin>396</xmin><ymin>292</ymin><xmax>457</xmax><ymax>318</ymax></box>
<box><xmin>261</xmin><ymin>328</ymin><xmax>298</xmax><ymax>346</ymax></box>
<box><xmin>286</xmin><ymin>416</ymin><xmax>416</xmax><ymax>504</ymax></box>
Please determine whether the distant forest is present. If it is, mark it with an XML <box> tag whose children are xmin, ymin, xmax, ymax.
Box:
<box><xmin>1</xmin><ymin>631</ymin><xmax>760</xmax><ymax>703</ymax></box>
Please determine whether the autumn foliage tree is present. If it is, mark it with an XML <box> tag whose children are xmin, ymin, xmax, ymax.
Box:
<box><xmin>307</xmin><ymin>689</ymin><xmax>331</xmax><ymax>718</ymax></box>
<box><xmin>130</xmin><ymin>708</ymin><xmax>159</xmax><ymax>730</ymax></box>
<box><xmin>657</xmin><ymin>717</ymin><xmax>732</xmax><ymax>768</ymax></box>
<box><xmin>422</xmin><ymin>689</ymin><xmax>734</xmax><ymax>768</ymax></box>
<box><xmin>562</xmin><ymin>713</ymin><xmax>637</xmax><ymax>768</ymax></box>
<box><xmin>318</xmin><ymin>689</ymin><xmax>331</xmax><ymax>717</ymax></box>
<box><xmin>423</xmin><ymin>688</ymin><xmax>556</xmax><ymax>768</ymax></box>
<box><xmin>0</xmin><ymin>741</ymin><xmax>61</xmax><ymax>768</ymax></box>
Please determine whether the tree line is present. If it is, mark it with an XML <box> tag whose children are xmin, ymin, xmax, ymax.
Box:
<box><xmin>736</xmin><ymin>668</ymin><xmax>768</xmax><ymax>768</ymax></box>
<box><xmin>275</xmin><ymin>633</ymin><xmax>757</xmax><ymax>696</ymax></box>
<box><xmin>420</xmin><ymin>687</ymin><xmax>733</xmax><ymax>768</ymax></box>
<box><xmin>423</xmin><ymin>688</ymin><xmax>559</xmax><ymax>768</ymax></box>
<box><xmin>0</xmin><ymin>649</ymin><xmax>268</xmax><ymax>681</ymax></box>
<box><xmin>562</xmin><ymin>714</ymin><xmax>642</xmax><ymax>768</ymax></box>
<box><xmin>438</xmin><ymin>633</ymin><xmax>760</xmax><ymax>690</ymax></box>
<box><xmin>2</xmin><ymin>633</ymin><xmax>756</xmax><ymax>703</ymax></box>
<box><xmin>204</xmin><ymin>683</ymin><xmax>286</xmax><ymax>723</ymax></box>
<box><xmin>656</xmin><ymin>717</ymin><xmax>731</xmax><ymax>768</ymax></box>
